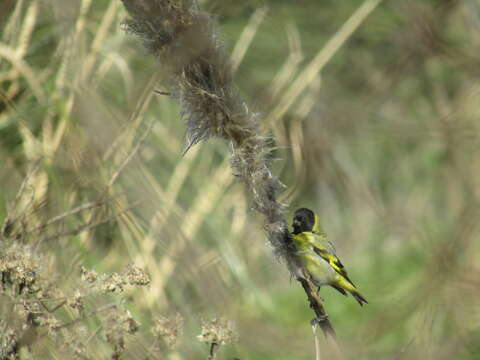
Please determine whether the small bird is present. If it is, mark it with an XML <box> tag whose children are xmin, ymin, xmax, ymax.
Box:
<box><xmin>292</xmin><ymin>208</ymin><xmax>368</xmax><ymax>306</ymax></box>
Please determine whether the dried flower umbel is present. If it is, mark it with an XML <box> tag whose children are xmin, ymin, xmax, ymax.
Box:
<box><xmin>0</xmin><ymin>165</ymin><xmax>149</xmax><ymax>358</ymax></box>
<box><xmin>0</xmin><ymin>243</ymin><xmax>40</xmax><ymax>296</ymax></box>
<box><xmin>61</xmin><ymin>325</ymin><xmax>88</xmax><ymax>360</ymax></box>
<box><xmin>105</xmin><ymin>308</ymin><xmax>140</xmax><ymax>360</ymax></box>
<box><xmin>66</xmin><ymin>289</ymin><xmax>84</xmax><ymax>314</ymax></box>
<box><xmin>152</xmin><ymin>313</ymin><xmax>184</xmax><ymax>349</ymax></box>
<box><xmin>197</xmin><ymin>318</ymin><xmax>236</xmax><ymax>360</ymax></box>
<box><xmin>125</xmin><ymin>265</ymin><xmax>150</xmax><ymax>286</ymax></box>
<box><xmin>80</xmin><ymin>266</ymin><xmax>98</xmax><ymax>283</ymax></box>
<box><xmin>80</xmin><ymin>264</ymin><xmax>150</xmax><ymax>293</ymax></box>
<box><xmin>0</xmin><ymin>321</ymin><xmax>18</xmax><ymax>360</ymax></box>
<box><xmin>197</xmin><ymin>318</ymin><xmax>236</xmax><ymax>346</ymax></box>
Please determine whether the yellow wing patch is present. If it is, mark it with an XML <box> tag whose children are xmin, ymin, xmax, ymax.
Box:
<box><xmin>312</xmin><ymin>247</ymin><xmax>355</xmax><ymax>287</ymax></box>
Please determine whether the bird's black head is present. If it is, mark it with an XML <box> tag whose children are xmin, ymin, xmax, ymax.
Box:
<box><xmin>292</xmin><ymin>208</ymin><xmax>315</xmax><ymax>234</ymax></box>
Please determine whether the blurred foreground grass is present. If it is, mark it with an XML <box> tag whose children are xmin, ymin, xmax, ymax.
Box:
<box><xmin>1</xmin><ymin>0</ymin><xmax>480</xmax><ymax>359</ymax></box>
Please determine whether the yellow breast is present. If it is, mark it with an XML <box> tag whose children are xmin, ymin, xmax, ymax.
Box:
<box><xmin>293</xmin><ymin>233</ymin><xmax>337</xmax><ymax>286</ymax></box>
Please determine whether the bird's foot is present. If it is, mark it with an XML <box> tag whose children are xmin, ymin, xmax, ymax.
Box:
<box><xmin>315</xmin><ymin>287</ymin><xmax>324</xmax><ymax>302</ymax></box>
<box><xmin>310</xmin><ymin>315</ymin><xmax>329</xmax><ymax>328</ymax></box>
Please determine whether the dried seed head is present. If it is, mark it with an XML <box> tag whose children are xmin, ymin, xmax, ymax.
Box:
<box><xmin>101</xmin><ymin>272</ymin><xmax>126</xmax><ymax>293</ymax></box>
<box><xmin>66</xmin><ymin>289</ymin><xmax>84</xmax><ymax>313</ymax></box>
<box><xmin>121</xmin><ymin>0</ymin><xmax>300</xmax><ymax>278</ymax></box>
<box><xmin>80</xmin><ymin>266</ymin><xmax>98</xmax><ymax>283</ymax></box>
<box><xmin>105</xmin><ymin>308</ymin><xmax>140</xmax><ymax>359</ymax></box>
<box><xmin>39</xmin><ymin>314</ymin><xmax>61</xmax><ymax>334</ymax></box>
<box><xmin>125</xmin><ymin>265</ymin><xmax>150</xmax><ymax>286</ymax></box>
<box><xmin>62</xmin><ymin>327</ymin><xmax>87</xmax><ymax>360</ymax></box>
<box><xmin>122</xmin><ymin>310</ymin><xmax>139</xmax><ymax>334</ymax></box>
<box><xmin>197</xmin><ymin>318</ymin><xmax>236</xmax><ymax>345</ymax></box>
<box><xmin>152</xmin><ymin>313</ymin><xmax>184</xmax><ymax>349</ymax></box>
<box><xmin>0</xmin><ymin>244</ymin><xmax>41</xmax><ymax>296</ymax></box>
<box><xmin>0</xmin><ymin>320</ymin><xmax>17</xmax><ymax>358</ymax></box>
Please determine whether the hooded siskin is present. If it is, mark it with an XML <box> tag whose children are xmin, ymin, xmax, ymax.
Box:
<box><xmin>292</xmin><ymin>208</ymin><xmax>368</xmax><ymax>306</ymax></box>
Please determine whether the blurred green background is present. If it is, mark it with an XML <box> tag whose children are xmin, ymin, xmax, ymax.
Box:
<box><xmin>1</xmin><ymin>0</ymin><xmax>480</xmax><ymax>359</ymax></box>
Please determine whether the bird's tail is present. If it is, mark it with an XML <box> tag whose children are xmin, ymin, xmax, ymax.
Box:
<box><xmin>336</xmin><ymin>277</ymin><xmax>368</xmax><ymax>307</ymax></box>
<box><xmin>350</xmin><ymin>289</ymin><xmax>368</xmax><ymax>307</ymax></box>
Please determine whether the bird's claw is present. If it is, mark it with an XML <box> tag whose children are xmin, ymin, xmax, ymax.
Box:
<box><xmin>315</xmin><ymin>287</ymin><xmax>325</xmax><ymax>302</ymax></box>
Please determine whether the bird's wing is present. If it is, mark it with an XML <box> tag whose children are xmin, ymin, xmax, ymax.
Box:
<box><xmin>309</xmin><ymin>233</ymin><xmax>356</xmax><ymax>287</ymax></box>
